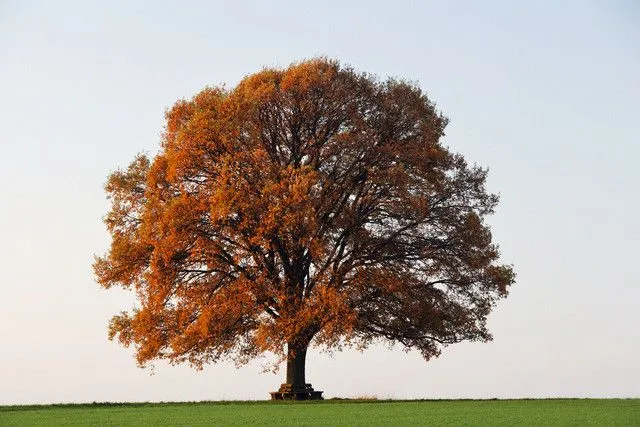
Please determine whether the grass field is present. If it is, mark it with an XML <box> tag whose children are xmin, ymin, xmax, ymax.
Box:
<box><xmin>1</xmin><ymin>399</ymin><xmax>638</xmax><ymax>426</ymax></box>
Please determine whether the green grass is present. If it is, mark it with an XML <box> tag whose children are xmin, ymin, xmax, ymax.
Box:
<box><xmin>1</xmin><ymin>399</ymin><xmax>638</xmax><ymax>426</ymax></box>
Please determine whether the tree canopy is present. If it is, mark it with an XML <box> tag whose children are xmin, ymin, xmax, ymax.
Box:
<box><xmin>94</xmin><ymin>58</ymin><xmax>514</xmax><ymax>393</ymax></box>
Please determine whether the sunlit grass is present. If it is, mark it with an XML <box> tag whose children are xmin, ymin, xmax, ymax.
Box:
<box><xmin>1</xmin><ymin>399</ymin><xmax>638</xmax><ymax>426</ymax></box>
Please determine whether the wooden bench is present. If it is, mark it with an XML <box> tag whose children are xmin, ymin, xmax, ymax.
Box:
<box><xmin>270</xmin><ymin>383</ymin><xmax>324</xmax><ymax>400</ymax></box>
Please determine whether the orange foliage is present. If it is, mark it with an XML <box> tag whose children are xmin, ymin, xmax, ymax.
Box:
<box><xmin>95</xmin><ymin>58</ymin><xmax>514</xmax><ymax>372</ymax></box>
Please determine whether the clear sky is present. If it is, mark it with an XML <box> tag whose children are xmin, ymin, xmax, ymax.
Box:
<box><xmin>1</xmin><ymin>1</ymin><xmax>638</xmax><ymax>404</ymax></box>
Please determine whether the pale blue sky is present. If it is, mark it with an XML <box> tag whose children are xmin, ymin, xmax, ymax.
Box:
<box><xmin>0</xmin><ymin>1</ymin><xmax>638</xmax><ymax>404</ymax></box>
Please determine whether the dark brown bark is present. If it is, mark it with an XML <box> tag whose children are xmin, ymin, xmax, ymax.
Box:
<box><xmin>285</xmin><ymin>342</ymin><xmax>307</xmax><ymax>390</ymax></box>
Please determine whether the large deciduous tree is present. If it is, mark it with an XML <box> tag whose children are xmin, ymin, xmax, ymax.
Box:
<box><xmin>94</xmin><ymin>58</ymin><xmax>514</xmax><ymax>399</ymax></box>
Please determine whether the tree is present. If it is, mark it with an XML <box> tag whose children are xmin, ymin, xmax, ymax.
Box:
<box><xmin>94</xmin><ymin>58</ymin><xmax>514</xmax><ymax>399</ymax></box>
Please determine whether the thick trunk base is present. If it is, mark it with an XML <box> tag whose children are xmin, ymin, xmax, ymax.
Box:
<box><xmin>270</xmin><ymin>342</ymin><xmax>323</xmax><ymax>400</ymax></box>
<box><xmin>270</xmin><ymin>383</ymin><xmax>323</xmax><ymax>400</ymax></box>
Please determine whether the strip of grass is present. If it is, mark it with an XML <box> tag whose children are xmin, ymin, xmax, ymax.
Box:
<box><xmin>1</xmin><ymin>399</ymin><xmax>638</xmax><ymax>426</ymax></box>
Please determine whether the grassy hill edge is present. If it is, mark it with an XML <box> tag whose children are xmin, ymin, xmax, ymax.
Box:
<box><xmin>2</xmin><ymin>398</ymin><xmax>638</xmax><ymax>412</ymax></box>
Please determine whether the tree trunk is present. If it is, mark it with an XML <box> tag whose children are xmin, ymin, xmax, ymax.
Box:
<box><xmin>270</xmin><ymin>340</ymin><xmax>322</xmax><ymax>399</ymax></box>
<box><xmin>285</xmin><ymin>342</ymin><xmax>307</xmax><ymax>391</ymax></box>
